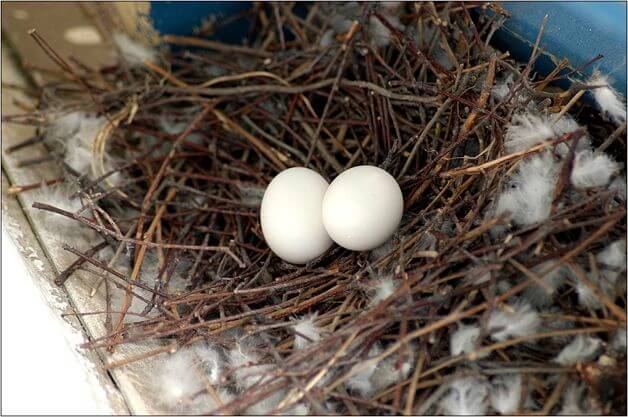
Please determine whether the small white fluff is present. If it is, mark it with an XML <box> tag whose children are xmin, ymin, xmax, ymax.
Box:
<box><xmin>492</xmin><ymin>73</ymin><xmax>515</xmax><ymax>102</ymax></box>
<box><xmin>589</xmin><ymin>70</ymin><xmax>627</xmax><ymax>125</ymax></box>
<box><xmin>576</xmin><ymin>278</ymin><xmax>603</xmax><ymax>309</ymax></box>
<box><xmin>504</xmin><ymin>113</ymin><xmax>556</xmax><ymax>154</ymax></box>
<box><xmin>504</xmin><ymin>113</ymin><xmax>588</xmax><ymax>156</ymax></box>
<box><xmin>609</xmin><ymin>175</ymin><xmax>626</xmax><ymax>200</ymax></box>
<box><xmin>152</xmin><ymin>347</ymin><xmax>209</xmax><ymax>410</ymax></box>
<box><xmin>36</xmin><ymin>184</ymin><xmax>84</xmax><ymax>230</ymax></box>
<box><xmin>558</xmin><ymin>382</ymin><xmax>601</xmax><ymax>415</ymax></box>
<box><xmin>522</xmin><ymin>261</ymin><xmax>566</xmax><ymax>308</ymax></box>
<box><xmin>228</xmin><ymin>342</ymin><xmax>274</xmax><ymax>390</ymax></box>
<box><xmin>570</xmin><ymin>150</ymin><xmax>618</xmax><ymax>188</ymax></box>
<box><xmin>191</xmin><ymin>343</ymin><xmax>224</xmax><ymax>385</ymax></box>
<box><xmin>554</xmin><ymin>334</ymin><xmax>603</xmax><ymax>365</ymax></box>
<box><xmin>578</xmin><ymin>239</ymin><xmax>627</xmax><ymax>308</ymax></box>
<box><xmin>292</xmin><ymin>314</ymin><xmax>321</xmax><ymax>349</ymax></box>
<box><xmin>488</xmin><ymin>301</ymin><xmax>541</xmax><ymax>341</ymax></box>
<box><xmin>596</xmin><ymin>239</ymin><xmax>626</xmax><ymax>285</ymax></box>
<box><xmin>112</xmin><ymin>32</ymin><xmax>157</xmax><ymax>66</ymax></box>
<box><xmin>450</xmin><ymin>324</ymin><xmax>481</xmax><ymax>356</ymax></box>
<box><xmin>489</xmin><ymin>374</ymin><xmax>522</xmax><ymax>414</ymax></box>
<box><xmin>46</xmin><ymin>111</ymin><xmax>106</xmax><ymax>174</ymax></box>
<box><xmin>368</xmin><ymin>278</ymin><xmax>397</xmax><ymax>306</ymax></box>
<box><xmin>345</xmin><ymin>344</ymin><xmax>382</xmax><ymax>397</ymax></box>
<box><xmin>319</xmin><ymin>29</ymin><xmax>336</xmax><ymax>47</ymax></box>
<box><xmin>611</xmin><ymin>329</ymin><xmax>627</xmax><ymax>351</ymax></box>
<box><xmin>371</xmin><ymin>348</ymin><xmax>414</xmax><ymax>392</ymax></box>
<box><xmin>495</xmin><ymin>154</ymin><xmax>559</xmax><ymax>226</ymax></box>
<box><xmin>368</xmin><ymin>12</ymin><xmax>403</xmax><ymax>48</ymax></box>
<box><xmin>440</xmin><ymin>377</ymin><xmax>489</xmax><ymax>415</ymax></box>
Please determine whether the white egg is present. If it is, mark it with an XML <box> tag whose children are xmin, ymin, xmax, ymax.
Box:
<box><xmin>260</xmin><ymin>167</ymin><xmax>333</xmax><ymax>264</ymax></box>
<box><xmin>322</xmin><ymin>165</ymin><xmax>403</xmax><ymax>251</ymax></box>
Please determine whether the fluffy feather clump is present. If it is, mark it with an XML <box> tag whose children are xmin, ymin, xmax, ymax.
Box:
<box><xmin>345</xmin><ymin>344</ymin><xmax>382</xmax><ymax>397</ymax></box>
<box><xmin>450</xmin><ymin>324</ymin><xmax>481</xmax><ymax>356</ymax></box>
<box><xmin>368</xmin><ymin>277</ymin><xmax>398</xmax><ymax>306</ymax></box>
<box><xmin>292</xmin><ymin>314</ymin><xmax>321</xmax><ymax>349</ymax></box>
<box><xmin>570</xmin><ymin>150</ymin><xmax>619</xmax><ymax>189</ymax></box>
<box><xmin>36</xmin><ymin>183</ymin><xmax>84</xmax><ymax>231</ymax></box>
<box><xmin>46</xmin><ymin>111</ymin><xmax>107</xmax><ymax>174</ymax></box>
<box><xmin>440</xmin><ymin>377</ymin><xmax>489</xmax><ymax>415</ymax></box>
<box><xmin>494</xmin><ymin>154</ymin><xmax>559</xmax><ymax>227</ymax></box>
<box><xmin>489</xmin><ymin>374</ymin><xmax>523</xmax><ymax>414</ymax></box>
<box><xmin>491</xmin><ymin>73</ymin><xmax>515</xmax><ymax>102</ymax></box>
<box><xmin>554</xmin><ymin>334</ymin><xmax>603</xmax><ymax>365</ymax></box>
<box><xmin>558</xmin><ymin>382</ymin><xmax>601</xmax><ymax>415</ymax></box>
<box><xmin>576</xmin><ymin>239</ymin><xmax>626</xmax><ymax>309</ymax></box>
<box><xmin>370</xmin><ymin>347</ymin><xmax>414</xmax><ymax>393</ymax></box>
<box><xmin>151</xmin><ymin>343</ymin><xmax>229</xmax><ymax>413</ymax></box>
<box><xmin>112</xmin><ymin>32</ymin><xmax>158</xmax><ymax>66</ymax></box>
<box><xmin>611</xmin><ymin>329</ymin><xmax>627</xmax><ymax>351</ymax></box>
<box><xmin>488</xmin><ymin>301</ymin><xmax>540</xmax><ymax>341</ymax></box>
<box><xmin>503</xmin><ymin>113</ymin><xmax>585</xmax><ymax>155</ymax></box>
<box><xmin>228</xmin><ymin>340</ymin><xmax>274</xmax><ymax>390</ymax></box>
<box><xmin>589</xmin><ymin>70</ymin><xmax>627</xmax><ymax>125</ymax></box>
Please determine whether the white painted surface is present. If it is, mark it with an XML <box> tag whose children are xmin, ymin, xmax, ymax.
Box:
<box><xmin>1</xmin><ymin>229</ymin><xmax>110</xmax><ymax>415</ymax></box>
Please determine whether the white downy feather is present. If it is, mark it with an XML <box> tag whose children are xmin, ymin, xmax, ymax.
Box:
<box><xmin>589</xmin><ymin>70</ymin><xmax>627</xmax><ymax>125</ymax></box>
<box><xmin>490</xmin><ymin>374</ymin><xmax>523</xmax><ymax>414</ymax></box>
<box><xmin>492</xmin><ymin>73</ymin><xmax>515</xmax><ymax>102</ymax></box>
<box><xmin>494</xmin><ymin>154</ymin><xmax>559</xmax><ymax>226</ymax></box>
<box><xmin>293</xmin><ymin>314</ymin><xmax>321</xmax><ymax>349</ymax></box>
<box><xmin>345</xmin><ymin>344</ymin><xmax>382</xmax><ymax>397</ymax></box>
<box><xmin>554</xmin><ymin>334</ymin><xmax>602</xmax><ymax>365</ymax></box>
<box><xmin>368</xmin><ymin>277</ymin><xmax>397</xmax><ymax>306</ymax></box>
<box><xmin>440</xmin><ymin>377</ymin><xmax>489</xmax><ymax>415</ymax></box>
<box><xmin>488</xmin><ymin>301</ymin><xmax>540</xmax><ymax>341</ymax></box>
<box><xmin>371</xmin><ymin>347</ymin><xmax>414</xmax><ymax>392</ymax></box>
<box><xmin>228</xmin><ymin>341</ymin><xmax>274</xmax><ymax>390</ymax></box>
<box><xmin>504</xmin><ymin>112</ymin><xmax>588</xmax><ymax>156</ymax></box>
<box><xmin>36</xmin><ymin>183</ymin><xmax>84</xmax><ymax>231</ymax></box>
<box><xmin>450</xmin><ymin>324</ymin><xmax>481</xmax><ymax>356</ymax></box>
<box><xmin>570</xmin><ymin>150</ymin><xmax>618</xmax><ymax>188</ymax></box>
<box><xmin>151</xmin><ymin>344</ymin><xmax>228</xmax><ymax>413</ymax></box>
<box><xmin>609</xmin><ymin>175</ymin><xmax>626</xmax><ymax>200</ymax></box>
<box><xmin>611</xmin><ymin>329</ymin><xmax>626</xmax><ymax>351</ymax></box>
<box><xmin>558</xmin><ymin>382</ymin><xmax>601</xmax><ymax>415</ymax></box>
<box><xmin>113</xmin><ymin>32</ymin><xmax>158</xmax><ymax>66</ymax></box>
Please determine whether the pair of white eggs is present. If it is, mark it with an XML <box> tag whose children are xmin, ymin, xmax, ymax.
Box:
<box><xmin>260</xmin><ymin>165</ymin><xmax>404</xmax><ymax>264</ymax></box>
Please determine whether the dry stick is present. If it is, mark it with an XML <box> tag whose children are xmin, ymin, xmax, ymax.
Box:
<box><xmin>551</xmin><ymin>89</ymin><xmax>585</xmax><ymax>126</ymax></box>
<box><xmin>598</xmin><ymin>122</ymin><xmax>627</xmax><ymax>152</ymax></box>
<box><xmin>322</xmin><ymin>214</ymin><xmax>622</xmax><ymax>398</ymax></box>
<box><xmin>31</xmin><ymin>203</ymin><xmax>244</xmax><ymax>262</ymax></box>
<box><xmin>213</xmin><ymin>109</ymin><xmax>288</xmax><ymax>172</ymax></box>
<box><xmin>55</xmin><ymin>241</ymin><xmax>109</xmax><ymax>286</ymax></box>
<box><xmin>7</xmin><ymin>177</ymin><xmax>64</xmax><ymax>195</ymax></box>
<box><xmin>3</xmin><ymin>134</ymin><xmax>44</xmax><ymax>153</ymax></box>
<box><xmin>440</xmin><ymin>130</ymin><xmax>585</xmax><ymax>177</ymax></box>
<box><xmin>162</xmin><ymin>34</ymin><xmax>273</xmax><ymax>58</ymax></box>
<box><xmin>115</xmin><ymin>166</ymin><xmax>196</xmax><ymax>333</ymax></box>
<box><xmin>103</xmin><ymin>342</ymin><xmax>177</xmax><ymax>370</ymax></box>
<box><xmin>398</xmin><ymin>98</ymin><xmax>452</xmax><ymax>177</ymax></box>
<box><xmin>508</xmin><ymin>258</ymin><xmax>553</xmax><ymax>295</ymax></box>
<box><xmin>456</xmin><ymin>53</ymin><xmax>496</xmax><ymax>140</ymax></box>
<box><xmin>305</xmin><ymin>21</ymin><xmax>357</xmax><ymax>165</ymax></box>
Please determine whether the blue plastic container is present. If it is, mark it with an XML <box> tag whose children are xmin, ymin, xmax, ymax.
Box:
<box><xmin>149</xmin><ymin>1</ymin><xmax>627</xmax><ymax>93</ymax></box>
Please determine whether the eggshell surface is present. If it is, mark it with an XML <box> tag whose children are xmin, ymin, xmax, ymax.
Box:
<box><xmin>322</xmin><ymin>165</ymin><xmax>403</xmax><ymax>251</ymax></box>
<box><xmin>261</xmin><ymin>167</ymin><xmax>333</xmax><ymax>264</ymax></box>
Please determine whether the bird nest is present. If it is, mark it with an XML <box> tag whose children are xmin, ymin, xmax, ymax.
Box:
<box><xmin>5</xmin><ymin>1</ymin><xmax>626</xmax><ymax>415</ymax></box>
